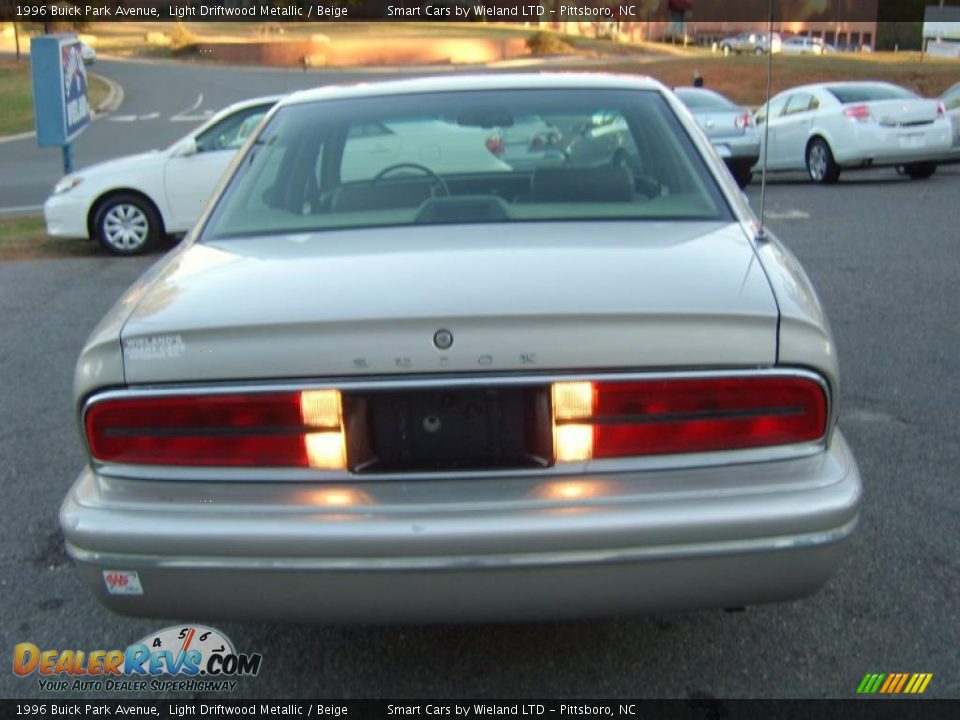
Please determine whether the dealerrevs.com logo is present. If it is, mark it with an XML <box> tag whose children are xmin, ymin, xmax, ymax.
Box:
<box><xmin>14</xmin><ymin>625</ymin><xmax>262</xmax><ymax>692</ymax></box>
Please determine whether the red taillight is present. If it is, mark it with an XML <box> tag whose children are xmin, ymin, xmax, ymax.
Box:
<box><xmin>843</xmin><ymin>104</ymin><xmax>873</xmax><ymax>122</ymax></box>
<box><xmin>530</xmin><ymin>131</ymin><xmax>562</xmax><ymax>149</ymax></box>
<box><xmin>552</xmin><ymin>377</ymin><xmax>827</xmax><ymax>461</ymax></box>
<box><xmin>936</xmin><ymin>102</ymin><xmax>946</xmax><ymax>119</ymax></box>
<box><xmin>734</xmin><ymin>112</ymin><xmax>753</xmax><ymax>129</ymax></box>
<box><xmin>85</xmin><ymin>390</ymin><xmax>346</xmax><ymax>468</ymax></box>
<box><xmin>485</xmin><ymin>134</ymin><xmax>504</xmax><ymax>156</ymax></box>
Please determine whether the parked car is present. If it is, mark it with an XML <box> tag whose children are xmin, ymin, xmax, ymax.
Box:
<box><xmin>62</xmin><ymin>73</ymin><xmax>861</xmax><ymax>623</ymax></box>
<box><xmin>674</xmin><ymin>86</ymin><xmax>760</xmax><ymax>187</ymax></box>
<box><xmin>753</xmin><ymin>81</ymin><xmax>953</xmax><ymax>183</ymax></box>
<box><xmin>780</xmin><ymin>36</ymin><xmax>825</xmax><ymax>55</ymax></box>
<box><xmin>339</xmin><ymin>118</ymin><xmax>512</xmax><ymax>182</ymax></box>
<box><xmin>719</xmin><ymin>31</ymin><xmax>781</xmax><ymax>55</ymax></box>
<box><xmin>43</xmin><ymin>96</ymin><xmax>280</xmax><ymax>255</ymax></box>
<box><xmin>485</xmin><ymin>115</ymin><xmax>565</xmax><ymax>171</ymax></box>
<box><xmin>79</xmin><ymin>41</ymin><xmax>96</xmax><ymax>65</ymax></box>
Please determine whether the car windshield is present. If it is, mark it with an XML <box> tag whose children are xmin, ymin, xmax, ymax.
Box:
<box><xmin>201</xmin><ymin>89</ymin><xmax>731</xmax><ymax>240</ymax></box>
<box><xmin>827</xmin><ymin>84</ymin><xmax>918</xmax><ymax>103</ymax></box>
<box><xmin>675</xmin><ymin>89</ymin><xmax>738</xmax><ymax>111</ymax></box>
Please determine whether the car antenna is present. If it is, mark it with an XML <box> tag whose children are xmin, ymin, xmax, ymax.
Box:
<box><xmin>755</xmin><ymin>0</ymin><xmax>774</xmax><ymax>244</ymax></box>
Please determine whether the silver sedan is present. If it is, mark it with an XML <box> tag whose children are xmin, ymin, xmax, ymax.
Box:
<box><xmin>62</xmin><ymin>74</ymin><xmax>861</xmax><ymax>623</ymax></box>
<box><xmin>674</xmin><ymin>86</ymin><xmax>761</xmax><ymax>187</ymax></box>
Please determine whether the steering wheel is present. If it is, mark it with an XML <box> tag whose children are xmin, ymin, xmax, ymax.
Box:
<box><xmin>372</xmin><ymin>163</ymin><xmax>450</xmax><ymax>196</ymax></box>
<box><xmin>611</xmin><ymin>149</ymin><xmax>662</xmax><ymax>199</ymax></box>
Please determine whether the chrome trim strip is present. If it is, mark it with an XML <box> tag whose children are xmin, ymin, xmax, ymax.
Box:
<box><xmin>65</xmin><ymin>516</ymin><xmax>857</xmax><ymax>573</ymax></box>
<box><xmin>82</xmin><ymin>368</ymin><xmax>831</xmax><ymax>483</ymax></box>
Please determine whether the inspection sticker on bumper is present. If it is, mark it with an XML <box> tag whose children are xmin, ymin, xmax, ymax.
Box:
<box><xmin>103</xmin><ymin>570</ymin><xmax>143</xmax><ymax>595</ymax></box>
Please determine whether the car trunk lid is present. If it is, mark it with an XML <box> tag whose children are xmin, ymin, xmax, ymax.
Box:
<box><xmin>119</xmin><ymin>222</ymin><xmax>778</xmax><ymax>384</ymax></box>
<box><xmin>864</xmin><ymin>99</ymin><xmax>941</xmax><ymax>127</ymax></box>
<box><xmin>694</xmin><ymin>110</ymin><xmax>749</xmax><ymax>139</ymax></box>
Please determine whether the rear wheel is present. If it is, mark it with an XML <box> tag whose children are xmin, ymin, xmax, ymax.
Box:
<box><xmin>806</xmin><ymin>138</ymin><xmax>840</xmax><ymax>184</ymax></box>
<box><xmin>900</xmin><ymin>161</ymin><xmax>936</xmax><ymax>180</ymax></box>
<box><xmin>93</xmin><ymin>194</ymin><xmax>160</xmax><ymax>256</ymax></box>
<box><xmin>731</xmin><ymin>164</ymin><xmax>753</xmax><ymax>188</ymax></box>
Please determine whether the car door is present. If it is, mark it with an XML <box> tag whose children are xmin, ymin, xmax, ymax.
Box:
<box><xmin>163</xmin><ymin>104</ymin><xmax>272</xmax><ymax>231</ymax></box>
<box><xmin>754</xmin><ymin>94</ymin><xmax>789</xmax><ymax>169</ymax></box>
<box><xmin>769</xmin><ymin>93</ymin><xmax>819</xmax><ymax>169</ymax></box>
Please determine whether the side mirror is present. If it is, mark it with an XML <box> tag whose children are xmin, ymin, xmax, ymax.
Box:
<box><xmin>175</xmin><ymin>138</ymin><xmax>198</xmax><ymax>157</ymax></box>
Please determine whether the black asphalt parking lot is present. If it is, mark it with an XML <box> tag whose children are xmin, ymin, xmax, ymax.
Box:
<box><xmin>2</xmin><ymin>165</ymin><xmax>957</xmax><ymax>700</ymax></box>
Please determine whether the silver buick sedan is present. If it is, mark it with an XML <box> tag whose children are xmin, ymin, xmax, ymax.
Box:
<box><xmin>62</xmin><ymin>74</ymin><xmax>862</xmax><ymax>623</ymax></box>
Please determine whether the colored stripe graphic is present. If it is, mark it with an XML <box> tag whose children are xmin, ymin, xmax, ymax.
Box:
<box><xmin>906</xmin><ymin>674</ymin><xmax>933</xmax><ymax>694</ymax></box>
<box><xmin>857</xmin><ymin>673</ymin><xmax>885</xmax><ymax>694</ymax></box>
<box><xmin>879</xmin><ymin>674</ymin><xmax>898</xmax><ymax>693</ymax></box>
<box><xmin>857</xmin><ymin>672</ymin><xmax>932</xmax><ymax>694</ymax></box>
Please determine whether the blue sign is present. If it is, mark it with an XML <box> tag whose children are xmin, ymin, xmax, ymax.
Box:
<box><xmin>30</xmin><ymin>35</ymin><xmax>91</xmax><ymax>147</ymax></box>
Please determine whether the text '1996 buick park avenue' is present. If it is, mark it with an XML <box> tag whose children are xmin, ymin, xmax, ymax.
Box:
<box><xmin>61</xmin><ymin>74</ymin><xmax>862</xmax><ymax>623</ymax></box>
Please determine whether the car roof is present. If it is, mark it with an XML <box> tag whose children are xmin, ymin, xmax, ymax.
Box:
<box><xmin>772</xmin><ymin>80</ymin><xmax>903</xmax><ymax>97</ymax></box>
<box><xmin>223</xmin><ymin>95</ymin><xmax>284</xmax><ymax>112</ymax></box>
<box><xmin>674</xmin><ymin>86</ymin><xmax>726</xmax><ymax>97</ymax></box>
<box><xmin>280</xmin><ymin>73</ymin><xmax>665</xmax><ymax>108</ymax></box>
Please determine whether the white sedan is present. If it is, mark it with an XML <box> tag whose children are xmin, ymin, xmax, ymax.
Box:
<box><xmin>43</xmin><ymin>96</ymin><xmax>280</xmax><ymax>255</ymax></box>
<box><xmin>780</xmin><ymin>36</ymin><xmax>825</xmax><ymax>55</ymax></box>
<box><xmin>754</xmin><ymin>81</ymin><xmax>953</xmax><ymax>183</ymax></box>
<box><xmin>79</xmin><ymin>42</ymin><xmax>96</xmax><ymax>65</ymax></box>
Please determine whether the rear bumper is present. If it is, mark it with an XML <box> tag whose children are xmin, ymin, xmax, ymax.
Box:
<box><xmin>835</xmin><ymin>122</ymin><xmax>953</xmax><ymax>167</ymax></box>
<box><xmin>61</xmin><ymin>432</ymin><xmax>862</xmax><ymax>623</ymax></box>
<box><xmin>712</xmin><ymin>136</ymin><xmax>760</xmax><ymax>164</ymax></box>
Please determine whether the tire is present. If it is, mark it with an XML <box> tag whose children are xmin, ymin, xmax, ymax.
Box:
<box><xmin>732</xmin><ymin>166</ymin><xmax>753</xmax><ymax>188</ymax></box>
<box><xmin>901</xmin><ymin>161</ymin><xmax>936</xmax><ymax>180</ymax></box>
<box><xmin>806</xmin><ymin>138</ymin><xmax>841</xmax><ymax>184</ymax></box>
<box><xmin>92</xmin><ymin>194</ymin><xmax>161</xmax><ymax>256</ymax></box>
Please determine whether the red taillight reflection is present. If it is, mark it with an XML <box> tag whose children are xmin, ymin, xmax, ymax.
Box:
<box><xmin>85</xmin><ymin>391</ymin><xmax>346</xmax><ymax>468</ymax></box>
<box><xmin>485</xmin><ymin>135</ymin><xmax>504</xmax><ymax>156</ymax></box>
<box><xmin>553</xmin><ymin>377</ymin><xmax>827</xmax><ymax>461</ymax></box>
<box><xmin>843</xmin><ymin>104</ymin><xmax>873</xmax><ymax>122</ymax></box>
<box><xmin>734</xmin><ymin>113</ymin><xmax>753</xmax><ymax>129</ymax></box>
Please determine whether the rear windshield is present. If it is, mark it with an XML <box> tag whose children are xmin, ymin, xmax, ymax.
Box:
<box><xmin>827</xmin><ymin>84</ymin><xmax>918</xmax><ymax>103</ymax></box>
<box><xmin>201</xmin><ymin>89</ymin><xmax>731</xmax><ymax>240</ymax></box>
<box><xmin>675</xmin><ymin>88</ymin><xmax>738</xmax><ymax>111</ymax></box>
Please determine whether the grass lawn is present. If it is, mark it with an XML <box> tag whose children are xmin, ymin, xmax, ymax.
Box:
<box><xmin>0</xmin><ymin>215</ymin><xmax>100</xmax><ymax>261</ymax></box>
<box><xmin>0</xmin><ymin>61</ymin><xmax>35</xmax><ymax>135</ymax></box>
<box><xmin>0</xmin><ymin>60</ymin><xmax>111</xmax><ymax>136</ymax></box>
<box><xmin>571</xmin><ymin>54</ymin><xmax>960</xmax><ymax>106</ymax></box>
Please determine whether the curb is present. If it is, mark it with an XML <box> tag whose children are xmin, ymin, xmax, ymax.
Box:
<box><xmin>0</xmin><ymin>130</ymin><xmax>36</xmax><ymax>145</ymax></box>
<box><xmin>92</xmin><ymin>71</ymin><xmax>124</xmax><ymax>114</ymax></box>
<box><xmin>0</xmin><ymin>70</ymin><xmax>124</xmax><ymax>145</ymax></box>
